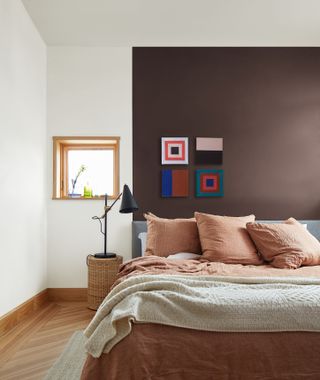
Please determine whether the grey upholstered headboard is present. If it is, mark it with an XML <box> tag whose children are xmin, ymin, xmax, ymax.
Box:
<box><xmin>132</xmin><ymin>220</ymin><xmax>320</xmax><ymax>258</ymax></box>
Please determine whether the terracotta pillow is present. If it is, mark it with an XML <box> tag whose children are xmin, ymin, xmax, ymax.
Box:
<box><xmin>144</xmin><ymin>213</ymin><xmax>201</xmax><ymax>257</ymax></box>
<box><xmin>194</xmin><ymin>212</ymin><xmax>262</xmax><ymax>265</ymax></box>
<box><xmin>246</xmin><ymin>218</ymin><xmax>320</xmax><ymax>269</ymax></box>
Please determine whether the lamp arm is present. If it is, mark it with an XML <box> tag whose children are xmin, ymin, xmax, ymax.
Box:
<box><xmin>92</xmin><ymin>216</ymin><xmax>105</xmax><ymax>235</ymax></box>
<box><xmin>92</xmin><ymin>191</ymin><xmax>123</xmax><ymax>221</ymax></box>
<box><xmin>91</xmin><ymin>191</ymin><xmax>124</xmax><ymax>244</ymax></box>
<box><xmin>106</xmin><ymin>192</ymin><xmax>122</xmax><ymax>212</ymax></box>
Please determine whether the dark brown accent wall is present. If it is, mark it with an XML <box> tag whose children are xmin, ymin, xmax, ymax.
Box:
<box><xmin>133</xmin><ymin>47</ymin><xmax>320</xmax><ymax>220</ymax></box>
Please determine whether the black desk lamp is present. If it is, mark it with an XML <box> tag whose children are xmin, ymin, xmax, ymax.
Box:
<box><xmin>92</xmin><ymin>184</ymin><xmax>138</xmax><ymax>259</ymax></box>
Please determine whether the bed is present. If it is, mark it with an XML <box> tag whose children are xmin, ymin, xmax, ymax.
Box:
<box><xmin>81</xmin><ymin>220</ymin><xmax>320</xmax><ymax>380</ymax></box>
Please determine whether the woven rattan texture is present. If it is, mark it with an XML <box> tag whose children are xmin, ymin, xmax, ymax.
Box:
<box><xmin>87</xmin><ymin>255</ymin><xmax>123</xmax><ymax>310</ymax></box>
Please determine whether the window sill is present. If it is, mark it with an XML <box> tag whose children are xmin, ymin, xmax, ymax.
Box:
<box><xmin>52</xmin><ymin>196</ymin><xmax>118</xmax><ymax>200</ymax></box>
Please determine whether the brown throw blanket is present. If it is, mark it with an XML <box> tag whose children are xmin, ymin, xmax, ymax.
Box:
<box><xmin>114</xmin><ymin>256</ymin><xmax>320</xmax><ymax>286</ymax></box>
<box><xmin>81</xmin><ymin>327</ymin><xmax>320</xmax><ymax>380</ymax></box>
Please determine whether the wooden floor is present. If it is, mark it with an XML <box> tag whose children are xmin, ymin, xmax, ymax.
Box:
<box><xmin>0</xmin><ymin>302</ymin><xmax>95</xmax><ymax>380</ymax></box>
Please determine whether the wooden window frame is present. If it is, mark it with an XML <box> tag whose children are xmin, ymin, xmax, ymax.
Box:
<box><xmin>52</xmin><ymin>136</ymin><xmax>120</xmax><ymax>200</ymax></box>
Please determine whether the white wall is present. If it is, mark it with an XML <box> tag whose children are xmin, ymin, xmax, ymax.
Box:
<box><xmin>0</xmin><ymin>0</ymin><xmax>47</xmax><ymax>316</ymax></box>
<box><xmin>47</xmin><ymin>47</ymin><xmax>132</xmax><ymax>288</ymax></box>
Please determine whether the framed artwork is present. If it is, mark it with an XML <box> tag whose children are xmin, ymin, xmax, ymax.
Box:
<box><xmin>195</xmin><ymin>169</ymin><xmax>224</xmax><ymax>197</ymax></box>
<box><xmin>195</xmin><ymin>137</ymin><xmax>223</xmax><ymax>165</ymax></box>
<box><xmin>161</xmin><ymin>169</ymin><xmax>189</xmax><ymax>197</ymax></box>
<box><xmin>161</xmin><ymin>137</ymin><xmax>188</xmax><ymax>165</ymax></box>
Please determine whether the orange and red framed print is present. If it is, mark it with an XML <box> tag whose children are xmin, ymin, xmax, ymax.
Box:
<box><xmin>161</xmin><ymin>137</ymin><xmax>188</xmax><ymax>165</ymax></box>
<box><xmin>196</xmin><ymin>169</ymin><xmax>224</xmax><ymax>197</ymax></box>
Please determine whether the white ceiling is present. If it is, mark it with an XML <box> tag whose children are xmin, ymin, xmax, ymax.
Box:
<box><xmin>22</xmin><ymin>0</ymin><xmax>320</xmax><ymax>46</ymax></box>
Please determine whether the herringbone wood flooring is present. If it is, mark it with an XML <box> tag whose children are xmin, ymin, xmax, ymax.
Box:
<box><xmin>0</xmin><ymin>302</ymin><xmax>95</xmax><ymax>380</ymax></box>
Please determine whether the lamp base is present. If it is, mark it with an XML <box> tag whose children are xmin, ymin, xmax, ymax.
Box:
<box><xmin>94</xmin><ymin>253</ymin><xmax>116</xmax><ymax>259</ymax></box>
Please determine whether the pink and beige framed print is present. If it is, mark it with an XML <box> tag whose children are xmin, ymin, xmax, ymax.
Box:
<box><xmin>195</xmin><ymin>137</ymin><xmax>223</xmax><ymax>165</ymax></box>
<box><xmin>161</xmin><ymin>137</ymin><xmax>189</xmax><ymax>165</ymax></box>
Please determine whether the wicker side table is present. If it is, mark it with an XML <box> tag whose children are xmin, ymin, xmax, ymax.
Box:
<box><xmin>87</xmin><ymin>255</ymin><xmax>123</xmax><ymax>310</ymax></box>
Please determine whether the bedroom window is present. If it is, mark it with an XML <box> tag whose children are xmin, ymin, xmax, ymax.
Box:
<box><xmin>52</xmin><ymin>136</ymin><xmax>120</xmax><ymax>200</ymax></box>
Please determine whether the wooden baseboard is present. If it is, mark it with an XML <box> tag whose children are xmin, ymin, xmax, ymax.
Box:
<box><xmin>47</xmin><ymin>288</ymin><xmax>87</xmax><ymax>302</ymax></box>
<box><xmin>0</xmin><ymin>288</ymin><xmax>88</xmax><ymax>338</ymax></box>
<box><xmin>0</xmin><ymin>289</ymin><xmax>49</xmax><ymax>338</ymax></box>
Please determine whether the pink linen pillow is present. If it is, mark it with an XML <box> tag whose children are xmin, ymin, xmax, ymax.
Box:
<box><xmin>144</xmin><ymin>213</ymin><xmax>201</xmax><ymax>257</ymax></box>
<box><xmin>246</xmin><ymin>218</ymin><xmax>320</xmax><ymax>269</ymax></box>
<box><xmin>195</xmin><ymin>212</ymin><xmax>262</xmax><ymax>265</ymax></box>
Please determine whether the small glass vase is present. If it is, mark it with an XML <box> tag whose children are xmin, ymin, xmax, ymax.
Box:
<box><xmin>83</xmin><ymin>183</ymin><xmax>93</xmax><ymax>198</ymax></box>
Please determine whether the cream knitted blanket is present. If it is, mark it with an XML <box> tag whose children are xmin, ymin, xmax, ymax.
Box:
<box><xmin>84</xmin><ymin>274</ymin><xmax>320</xmax><ymax>358</ymax></box>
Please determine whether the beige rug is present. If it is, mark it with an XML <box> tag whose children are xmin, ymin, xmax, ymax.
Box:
<box><xmin>44</xmin><ymin>331</ymin><xmax>87</xmax><ymax>380</ymax></box>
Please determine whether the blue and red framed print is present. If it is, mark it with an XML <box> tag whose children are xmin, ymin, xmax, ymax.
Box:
<box><xmin>161</xmin><ymin>169</ymin><xmax>189</xmax><ymax>197</ymax></box>
<box><xmin>195</xmin><ymin>169</ymin><xmax>224</xmax><ymax>197</ymax></box>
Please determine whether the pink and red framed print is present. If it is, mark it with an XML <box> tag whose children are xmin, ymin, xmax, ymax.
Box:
<box><xmin>161</xmin><ymin>137</ymin><xmax>188</xmax><ymax>165</ymax></box>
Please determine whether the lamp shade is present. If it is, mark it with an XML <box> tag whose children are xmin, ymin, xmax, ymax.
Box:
<box><xmin>119</xmin><ymin>184</ymin><xmax>138</xmax><ymax>213</ymax></box>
